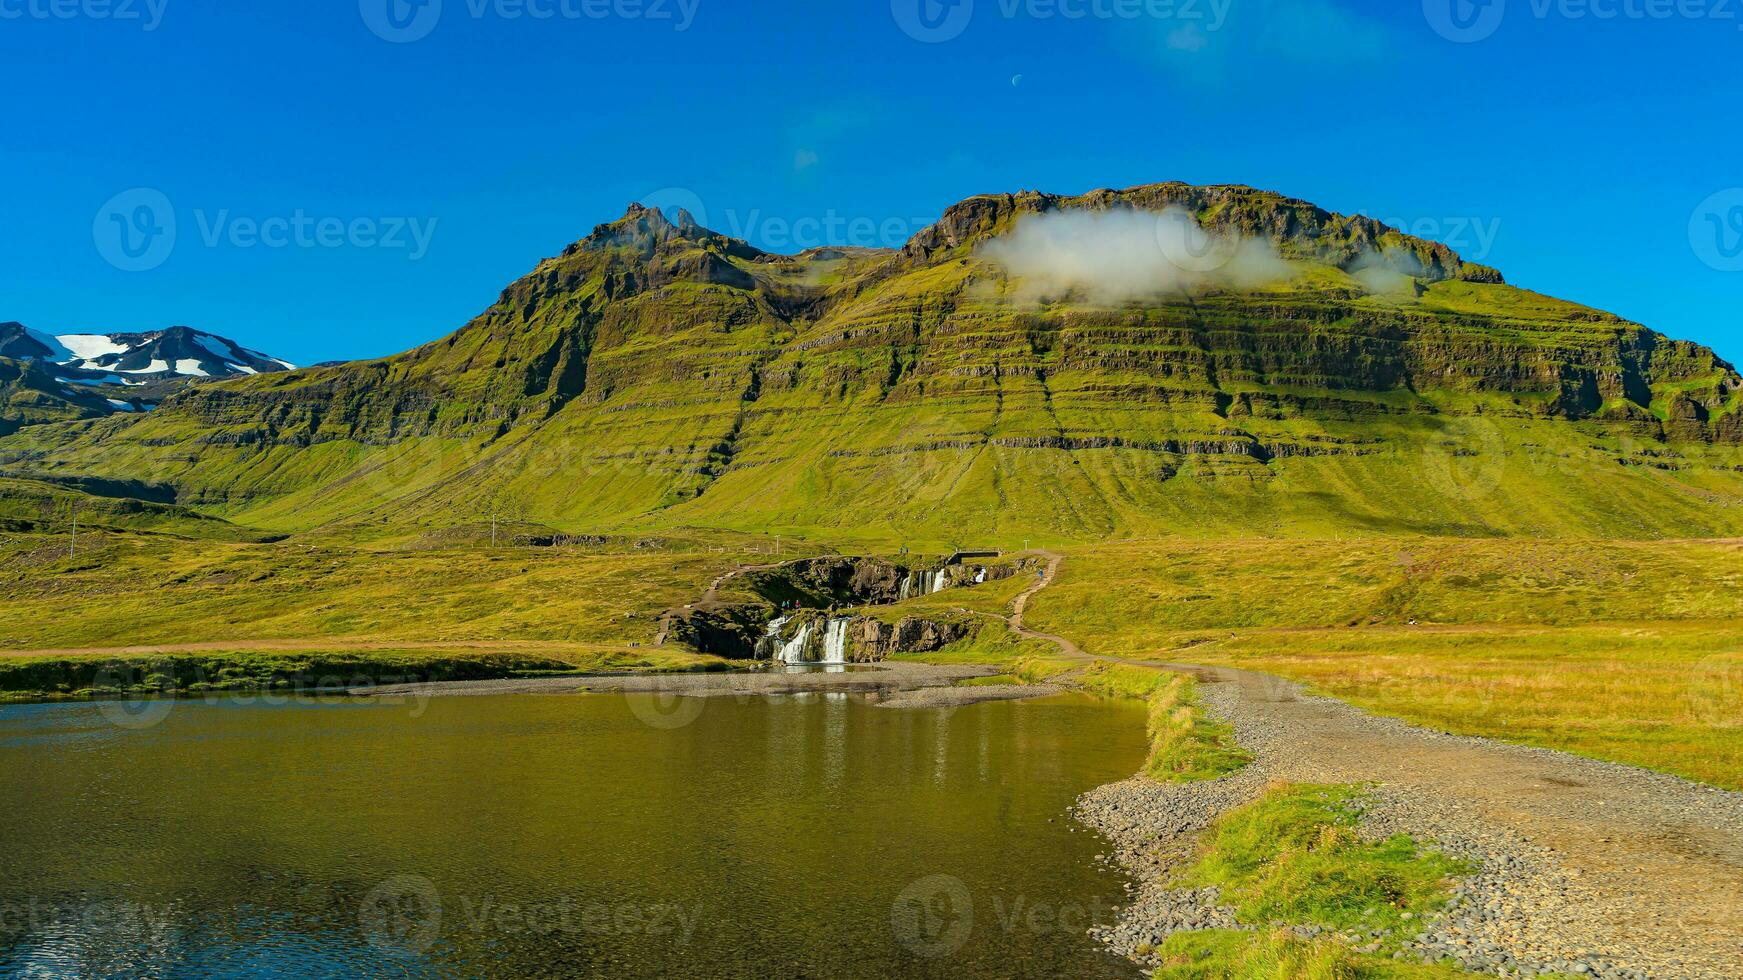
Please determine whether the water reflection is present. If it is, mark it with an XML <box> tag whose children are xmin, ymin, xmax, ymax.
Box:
<box><xmin>0</xmin><ymin>693</ymin><xmax>1146</xmax><ymax>978</ymax></box>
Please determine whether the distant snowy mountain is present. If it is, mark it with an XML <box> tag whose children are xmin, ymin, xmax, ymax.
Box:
<box><xmin>0</xmin><ymin>324</ymin><xmax>295</xmax><ymax>385</ymax></box>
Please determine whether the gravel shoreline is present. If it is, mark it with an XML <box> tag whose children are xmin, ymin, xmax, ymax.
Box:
<box><xmin>1073</xmin><ymin>668</ymin><xmax>1743</xmax><ymax>980</ymax></box>
<box><xmin>355</xmin><ymin>662</ymin><xmax>1066</xmax><ymax>709</ymax></box>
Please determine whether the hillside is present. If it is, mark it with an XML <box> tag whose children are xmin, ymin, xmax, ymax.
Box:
<box><xmin>0</xmin><ymin>356</ymin><xmax>119</xmax><ymax>436</ymax></box>
<box><xmin>1</xmin><ymin>182</ymin><xmax>1738</xmax><ymax>543</ymax></box>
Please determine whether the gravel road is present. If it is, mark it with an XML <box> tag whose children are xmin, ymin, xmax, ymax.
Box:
<box><xmin>1076</xmin><ymin>664</ymin><xmax>1743</xmax><ymax>979</ymax></box>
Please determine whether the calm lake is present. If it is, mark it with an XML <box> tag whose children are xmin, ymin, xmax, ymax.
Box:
<box><xmin>0</xmin><ymin>690</ymin><xmax>1146</xmax><ymax>978</ymax></box>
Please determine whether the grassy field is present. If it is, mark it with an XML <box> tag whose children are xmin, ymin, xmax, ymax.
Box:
<box><xmin>0</xmin><ymin>646</ymin><xmax>731</xmax><ymax>703</ymax></box>
<box><xmin>0</xmin><ymin>529</ymin><xmax>766</xmax><ymax>650</ymax></box>
<box><xmin>1026</xmin><ymin>539</ymin><xmax>1743</xmax><ymax>788</ymax></box>
<box><xmin>3</xmin><ymin>518</ymin><xmax>1740</xmax><ymax>789</ymax></box>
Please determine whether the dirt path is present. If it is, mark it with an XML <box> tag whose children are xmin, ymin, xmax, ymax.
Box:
<box><xmin>1011</xmin><ymin>552</ymin><xmax>1743</xmax><ymax>979</ymax></box>
<box><xmin>697</xmin><ymin>558</ymin><xmax>789</xmax><ymax>605</ymax></box>
<box><xmin>1006</xmin><ymin>549</ymin><xmax>1088</xmax><ymax>658</ymax></box>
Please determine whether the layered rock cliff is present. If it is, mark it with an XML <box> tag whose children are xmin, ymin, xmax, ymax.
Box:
<box><xmin>2</xmin><ymin>183</ymin><xmax>1738</xmax><ymax>539</ymax></box>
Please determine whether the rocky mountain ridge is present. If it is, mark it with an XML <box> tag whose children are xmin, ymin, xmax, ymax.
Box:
<box><xmin>0</xmin><ymin>323</ymin><xmax>297</xmax><ymax>423</ymax></box>
<box><xmin>1</xmin><ymin>181</ymin><xmax>1738</xmax><ymax>540</ymax></box>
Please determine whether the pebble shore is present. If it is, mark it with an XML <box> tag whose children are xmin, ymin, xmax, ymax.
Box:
<box><xmin>1073</xmin><ymin>674</ymin><xmax>1743</xmax><ymax>980</ymax></box>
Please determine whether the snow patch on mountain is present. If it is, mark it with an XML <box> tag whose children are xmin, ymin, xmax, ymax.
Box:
<box><xmin>0</xmin><ymin>323</ymin><xmax>299</xmax><ymax>419</ymax></box>
<box><xmin>58</xmin><ymin>334</ymin><xmax>130</xmax><ymax>363</ymax></box>
<box><xmin>23</xmin><ymin>327</ymin><xmax>76</xmax><ymax>362</ymax></box>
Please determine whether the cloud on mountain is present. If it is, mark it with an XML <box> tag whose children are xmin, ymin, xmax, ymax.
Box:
<box><xmin>977</xmin><ymin>207</ymin><xmax>1296</xmax><ymax>304</ymax></box>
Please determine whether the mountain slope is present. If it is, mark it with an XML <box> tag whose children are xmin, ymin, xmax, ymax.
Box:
<box><xmin>0</xmin><ymin>357</ymin><xmax>120</xmax><ymax>437</ymax></box>
<box><xmin>2</xmin><ymin>183</ymin><xmax>1739</xmax><ymax>542</ymax></box>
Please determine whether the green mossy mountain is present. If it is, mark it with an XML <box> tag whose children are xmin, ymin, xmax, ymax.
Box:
<box><xmin>0</xmin><ymin>356</ymin><xmax>116</xmax><ymax>437</ymax></box>
<box><xmin>2</xmin><ymin>182</ymin><xmax>1739</xmax><ymax>544</ymax></box>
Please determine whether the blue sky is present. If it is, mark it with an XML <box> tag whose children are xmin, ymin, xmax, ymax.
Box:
<box><xmin>2</xmin><ymin>0</ymin><xmax>1740</xmax><ymax>366</ymax></box>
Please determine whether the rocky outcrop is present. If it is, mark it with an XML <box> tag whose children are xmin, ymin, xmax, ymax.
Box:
<box><xmin>654</xmin><ymin>604</ymin><xmax>767</xmax><ymax>659</ymax></box>
<box><xmin>900</xmin><ymin>182</ymin><xmax>1504</xmax><ymax>285</ymax></box>
<box><xmin>751</xmin><ymin>556</ymin><xmax>923</xmax><ymax>607</ymax></box>
<box><xmin>845</xmin><ymin>616</ymin><xmax>972</xmax><ymax>662</ymax></box>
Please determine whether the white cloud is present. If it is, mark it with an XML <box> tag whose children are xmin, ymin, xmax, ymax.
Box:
<box><xmin>977</xmin><ymin>207</ymin><xmax>1296</xmax><ymax>304</ymax></box>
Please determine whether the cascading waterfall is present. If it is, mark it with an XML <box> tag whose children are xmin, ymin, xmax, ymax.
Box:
<box><xmin>900</xmin><ymin>568</ymin><xmax>968</xmax><ymax>599</ymax></box>
<box><xmin>821</xmin><ymin>618</ymin><xmax>850</xmax><ymax>665</ymax></box>
<box><xmin>758</xmin><ymin>615</ymin><xmax>791</xmax><ymax>660</ymax></box>
<box><xmin>775</xmin><ymin>620</ymin><xmax>813</xmax><ymax>665</ymax></box>
<box><xmin>770</xmin><ymin>616</ymin><xmax>854</xmax><ymax>665</ymax></box>
<box><xmin>974</xmin><ymin>567</ymin><xmax>987</xmax><ymax>584</ymax></box>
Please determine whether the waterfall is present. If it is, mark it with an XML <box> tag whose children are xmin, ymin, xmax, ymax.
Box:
<box><xmin>821</xmin><ymin>618</ymin><xmax>850</xmax><ymax>665</ymax></box>
<box><xmin>974</xmin><ymin>567</ymin><xmax>987</xmax><ymax>584</ymax></box>
<box><xmin>771</xmin><ymin>616</ymin><xmax>852</xmax><ymax>665</ymax></box>
<box><xmin>757</xmin><ymin>615</ymin><xmax>791</xmax><ymax>660</ymax></box>
<box><xmin>900</xmin><ymin>568</ymin><xmax>959</xmax><ymax>599</ymax></box>
<box><xmin>775</xmin><ymin>620</ymin><xmax>813</xmax><ymax>664</ymax></box>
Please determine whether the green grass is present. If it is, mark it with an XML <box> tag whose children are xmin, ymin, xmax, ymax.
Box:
<box><xmin>955</xmin><ymin>673</ymin><xmax>1021</xmax><ymax>687</ymax></box>
<box><xmin>1010</xmin><ymin>654</ymin><xmax>1078</xmax><ymax>683</ymax></box>
<box><xmin>1028</xmin><ymin>539</ymin><xmax>1743</xmax><ymax>788</ymax></box>
<box><xmin>1179</xmin><ymin>785</ymin><xmax>1471</xmax><ymax>939</ymax></box>
<box><xmin>0</xmin><ymin>531</ymin><xmax>763</xmax><ymax>650</ymax></box>
<box><xmin>0</xmin><ymin>476</ymin><xmax>269</xmax><ymax>542</ymax></box>
<box><xmin>1076</xmin><ymin>662</ymin><xmax>1173</xmax><ymax>699</ymax></box>
<box><xmin>1152</xmin><ymin>929</ymin><xmax>1474</xmax><ymax>980</ymax></box>
<box><xmin>0</xmin><ymin>647</ymin><xmax>732</xmax><ymax>702</ymax></box>
<box><xmin>1074</xmin><ymin>662</ymin><xmax>1252</xmax><ymax>782</ymax></box>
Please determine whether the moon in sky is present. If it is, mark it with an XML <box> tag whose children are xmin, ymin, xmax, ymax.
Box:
<box><xmin>1011</xmin><ymin>74</ymin><xmax>1023</xmax><ymax>87</ymax></box>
